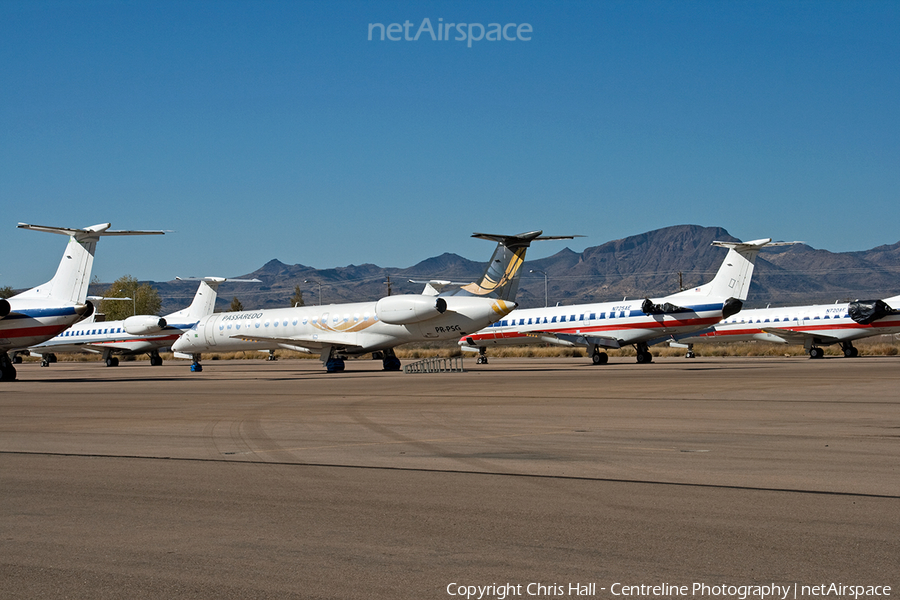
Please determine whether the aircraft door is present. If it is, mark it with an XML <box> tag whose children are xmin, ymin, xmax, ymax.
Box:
<box><xmin>204</xmin><ymin>315</ymin><xmax>222</xmax><ymax>346</ymax></box>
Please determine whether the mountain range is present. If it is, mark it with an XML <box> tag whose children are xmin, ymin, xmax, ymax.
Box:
<box><xmin>126</xmin><ymin>225</ymin><xmax>900</xmax><ymax>315</ymax></box>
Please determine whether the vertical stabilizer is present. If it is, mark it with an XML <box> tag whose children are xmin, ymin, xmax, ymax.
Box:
<box><xmin>668</xmin><ymin>238</ymin><xmax>797</xmax><ymax>301</ymax></box>
<box><xmin>165</xmin><ymin>277</ymin><xmax>262</xmax><ymax>322</ymax></box>
<box><xmin>12</xmin><ymin>223</ymin><xmax>166</xmax><ymax>304</ymax></box>
<box><xmin>447</xmin><ymin>232</ymin><xmax>580</xmax><ymax>302</ymax></box>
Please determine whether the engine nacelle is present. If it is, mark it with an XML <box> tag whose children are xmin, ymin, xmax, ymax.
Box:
<box><xmin>848</xmin><ymin>299</ymin><xmax>898</xmax><ymax>325</ymax></box>
<box><xmin>123</xmin><ymin>315</ymin><xmax>168</xmax><ymax>335</ymax></box>
<box><xmin>375</xmin><ymin>295</ymin><xmax>447</xmax><ymax>325</ymax></box>
<box><xmin>0</xmin><ymin>298</ymin><xmax>10</xmax><ymax>318</ymax></box>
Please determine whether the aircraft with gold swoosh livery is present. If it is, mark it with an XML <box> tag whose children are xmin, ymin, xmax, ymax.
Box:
<box><xmin>172</xmin><ymin>231</ymin><xmax>576</xmax><ymax>373</ymax></box>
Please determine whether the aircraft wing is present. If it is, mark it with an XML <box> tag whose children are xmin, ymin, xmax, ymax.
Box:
<box><xmin>229</xmin><ymin>332</ymin><xmax>366</xmax><ymax>353</ymax></box>
<box><xmin>760</xmin><ymin>327</ymin><xmax>842</xmax><ymax>346</ymax></box>
<box><xmin>527</xmin><ymin>331</ymin><xmax>623</xmax><ymax>349</ymax></box>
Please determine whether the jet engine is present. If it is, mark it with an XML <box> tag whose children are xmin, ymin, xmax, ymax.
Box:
<box><xmin>375</xmin><ymin>295</ymin><xmax>447</xmax><ymax>325</ymax></box>
<box><xmin>123</xmin><ymin>315</ymin><xmax>168</xmax><ymax>335</ymax></box>
<box><xmin>0</xmin><ymin>298</ymin><xmax>10</xmax><ymax>318</ymax></box>
<box><xmin>722</xmin><ymin>297</ymin><xmax>743</xmax><ymax>319</ymax></box>
<box><xmin>641</xmin><ymin>298</ymin><xmax>688</xmax><ymax>315</ymax></box>
<box><xmin>848</xmin><ymin>299</ymin><xmax>899</xmax><ymax>325</ymax></box>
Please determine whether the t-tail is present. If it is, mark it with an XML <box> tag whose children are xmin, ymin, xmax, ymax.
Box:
<box><xmin>667</xmin><ymin>238</ymin><xmax>798</xmax><ymax>304</ymax></box>
<box><xmin>447</xmin><ymin>231</ymin><xmax>581</xmax><ymax>302</ymax></box>
<box><xmin>12</xmin><ymin>223</ymin><xmax>166</xmax><ymax>305</ymax></box>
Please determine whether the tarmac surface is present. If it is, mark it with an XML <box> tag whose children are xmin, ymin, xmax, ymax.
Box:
<box><xmin>2</xmin><ymin>355</ymin><xmax>898</xmax><ymax>599</ymax></box>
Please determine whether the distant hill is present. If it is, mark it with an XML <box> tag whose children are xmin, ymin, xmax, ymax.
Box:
<box><xmin>94</xmin><ymin>225</ymin><xmax>900</xmax><ymax>314</ymax></box>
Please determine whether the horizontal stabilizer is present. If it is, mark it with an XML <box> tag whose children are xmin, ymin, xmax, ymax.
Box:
<box><xmin>452</xmin><ymin>231</ymin><xmax>582</xmax><ymax>302</ymax></box>
<box><xmin>18</xmin><ymin>222</ymin><xmax>167</xmax><ymax>238</ymax></box>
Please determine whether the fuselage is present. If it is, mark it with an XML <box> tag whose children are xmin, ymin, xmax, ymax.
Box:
<box><xmin>676</xmin><ymin>300</ymin><xmax>900</xmax><ymax>346</ymax></box>
<box><xmin>29</xmin><ymin>317</ymin><xmax>198</xmax><ymax>356</ymax></box>
<box><xmin>460</xmin><ymin>297</ymin><xmax>730</xmax><ymax>349</ymax></box>
<box><xmin>173</xmin><ymin>297</ymin><xmax>515</xmax><ymax>355</ymax></box>
<box><xmin>1</xmin><ymin>298</ymin><xmax>92</xmax><ymax>352</ymax></box>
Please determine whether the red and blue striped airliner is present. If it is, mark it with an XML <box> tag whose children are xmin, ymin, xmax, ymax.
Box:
<box><xmin>0</xmin><ymin>223</ymin><xmax>164</xmax><ymax>381</ymax></box>
<box><xmin>459</xmin><ymin>238</ymin><xmax>791</xmax><ymax>365</ymax></box>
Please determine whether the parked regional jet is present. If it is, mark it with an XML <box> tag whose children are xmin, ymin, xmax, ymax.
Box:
<box><xmin>25</xmin><ymin>277</ymin><xmax>259</xmax><ymax>368</ymax></box>
<box><xmin>459</xmin><ymin>238</ymin><xmax>790</xmax><ymax>365</ymax></box>
<box><xmin>669</xmin><ymin>294</ymin><xmax>900</xmax><ymax>359</ymax></box>
<box><xmin>172</xmin><ymin>231</ymin><xmax>575</xmax><ymax>372</ymax></box>
<box><xmin>0</xmin><ymin>223</ymin><xmax>165</xmax><ymax>381</ymax></box>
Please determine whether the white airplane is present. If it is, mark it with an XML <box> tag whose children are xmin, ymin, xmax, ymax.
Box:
<box><xmin>668</xmin><ymin>294</ymin><xmax>900</xmax><ymax>359</ymax></box>
<box><xmin>459</xmin><ymin>238</ymin><xmax>791</xmax><ymax>365</ymax></box>
<box><xmin>0</xmin><ymin>223</ymin><xmax>165</xmax><ymax>381</ymax></box>
<box><xmin>172</xmin><ymin>231</ymin><xmax>575</xmax><ymax>373</ymax></box>
<box><xmin>24</xmin><ymin>277</ymin><xmax>259</xmax><ymax>368</ymax></box>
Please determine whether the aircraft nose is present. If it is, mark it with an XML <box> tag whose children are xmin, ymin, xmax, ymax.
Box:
<box><xmin>171</xmin><ymin>335</ymin><xmax>189</xmax><ymax>352</ymax></box>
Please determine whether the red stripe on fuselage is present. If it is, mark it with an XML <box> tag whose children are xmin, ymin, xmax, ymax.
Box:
<box><xmin>467</xmin><ymin>315</ymin><xmax>723</xmax><ymax>342</ymax></box>
<box><xmin>703</xmin><ymin>319</ymin><xmax>900</xmax><ymax>338</ymax></box>
<box><xmin>1</xmin><ymin>324</ymin><xmax>70</xmax><ymax>340</ymax></box>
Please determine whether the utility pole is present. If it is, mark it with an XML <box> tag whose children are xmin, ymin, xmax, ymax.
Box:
<box><xmin>384</xmin><ymin>275</ymin><xmax>392</xmax><ymax>296</ymax></box>
<box><xmin>530</xmin><ymin>269</ymin><xmax>548</xmax><ymax>307</ymax></box>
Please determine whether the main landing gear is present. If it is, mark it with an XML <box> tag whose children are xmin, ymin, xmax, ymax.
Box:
<box><xmin>841</xmin><ymin>342</ymin><xmax>859</xmax><ymax>358</ymax></box>
<box><xmin>591</xmin><ymin>350</ymin><xmax>608</xmax><ymax>365</ymax></box>
<box><xmin>149</xmin><ymin>350</ymin><xmax>163</xmax><ymax>366</ymax></box>
<box><xmin>635</xmin><ymin>342</ymin><xmax>653</xmax><ymax>364</ymax></box>
<box><xmin>381</xmin><ymin>348</ymin><xmax>401</xmax><ymax>371</ymax></box>
<box><xmin>323</xmin><ymin>347</ymin><xmax>345</xmax><ymax>373</ymax></box>
<box><xmin>0</xmin><ymin>352</ymin><xmax>17</xmax><ymax>381</ymax></box>
<box><xmin>476</xmin><ymin>347</ymin><xmax>488</xmax><ymax>364</ymax></box>
<box><xmin>40</xmin><ymin>353</ymin><xmax>58</xmax><ymax>367</ymax></box>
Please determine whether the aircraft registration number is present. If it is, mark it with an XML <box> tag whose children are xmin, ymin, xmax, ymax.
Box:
<box><xmin>434</xmin><ymin>325</ymin><xmax>462</xmax><ymax>333</ymax></box>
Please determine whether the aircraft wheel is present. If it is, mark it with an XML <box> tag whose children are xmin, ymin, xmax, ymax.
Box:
<box><xmin>326</xmin><ymin>357</ymin><xmax>346</xmax><ymax>373</ymax></box>
<box><xmin>106</xmin><ymin>357</ymin><xmax>119</xmax><ymax>367</ymax></box>
<box><xmin>686</xmin><ymin>351</ymin><xmax>695</xmax><ymax>359</ymax></box>
<box><xmin>41</xmin><ymin>359</ymin><xmax>50</xmax><ymax>367</ymax></box>
<box><xmin>809</xmin><ymin>347</ymin><xmax>824</xmax><ymax>359</ymax></box>
<box><xmin>636</xmin><ymin>351</ymin><xmax>653</xmax><ymax>364</ymax></box>
<box><xmin>12</xmin><ymin>355</ymin><xmax>23</xmax><ymax>364</ymax></box>
<box><xmin>843</xmin><ymin>347</ymin><xmax>859</xmax><ymax>358</ymax></box>
<box><xmin>382</xmin><ymin>356</ymin><xmax>401</xmax><ymax>371</ymax></box>
<box><xmin>476</xmin><ymin>355</ymin><xmax>488</xmax><ymax>365</ymax></box>
<box><xmin>591</xmin><ymin>351</ymin><xmax>608</xmax><ymax>365</ymax></box>
<box><xmin>48</xmin><ymin>353</ymin><xmax>57</xmax><ymax>363</ymax></box>
<box><xmin>0</xmin><ymin>364</ymin><xmax>16</xmax><ymax>381</ymax></box>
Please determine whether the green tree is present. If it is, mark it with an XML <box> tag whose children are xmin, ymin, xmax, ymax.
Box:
<box><xmin>229</xmin><ymin>296</ymin><xmax>244</xmax><ymax>312</ymax></box>
<box><xmin>99</xmin><ymin>275</ymin><xmax>162</xmax><ymax>320</ymax></box>
<box><xmin>290</xmin><ymin>285</ymin><xmax>304</xmax><ymax>307</ymax></box>
<box><xmin>0</xmin><ymin>285</ymin><xmax>15</xmax><ymax>299</ymax></box>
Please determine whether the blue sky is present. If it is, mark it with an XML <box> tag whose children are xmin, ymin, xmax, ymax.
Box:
<box><xmin>2</xmin><ymin>0</ymin><xmax>898</xmax><ymax>288</ymax></box>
